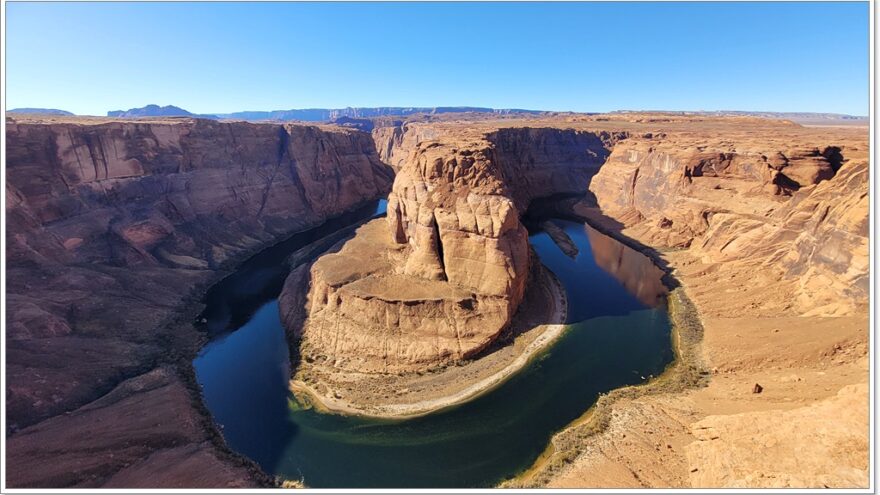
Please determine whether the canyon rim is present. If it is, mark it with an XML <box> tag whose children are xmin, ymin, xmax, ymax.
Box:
<box><xmin>4</xmin><ymin>111</ymin><xmax>870</xmax><ymax>489</ymax></box>
<box><xmin>3</xmin><ymin>0</ymin><xmax>873</xmax><ymax>491</ymax></box>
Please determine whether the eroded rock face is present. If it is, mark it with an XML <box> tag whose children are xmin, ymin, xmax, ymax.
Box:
<box><xmin>691</xmin><ymin>159</ymin><xmax>868</xmax><ymax>315</ymax></box>
<box><xmin>5</xmin><ymin>116</ymin><xmax>393</xmax><ymax>487</ymax></box>
<box><xmin>6</xmin><ymin>367</ymin><xmax>261</xmax><ymax>488</ymax></box>
<box><xmin>589</xmin><ymin>134</ymin><xmax>851</xmax><ymax>246</ymax></box>
<box><xmin>585</xmin><ymin>128</ymin><xmax>868</xmax><ymax>315</ymax></box>
<box><xmin>282</xmin><ymin>220</ymin><xmax>516</xmax><ymax>372</ymax></box>
<box><xmin>289</xmin><ymin>126</ymin><xmax>616</xmax><ymax>373</ymax></box>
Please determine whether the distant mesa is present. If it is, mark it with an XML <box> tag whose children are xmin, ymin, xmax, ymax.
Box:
<box><xmin>18</xmin><ymin>104</ymin><xmax>864</xmax><ymax>126</ymax></box>
<box><xmin>611</xmin><ymin>109</ymin><xmax>868</xmax><ymax>125</ymax></box>
<box><xmin>8</xmin><ymin>108</ymin><xmax>74</xmax><ymax>116</ymax></box>
<box><xmin>214</xmin><ymin>106</ymin><xmax>546</xmax><ymax>122</ymax></box>
<box><xmin>106</xmin><ymin>104</ymin><xmax>218</xmax><ymax>119</ymax></box>
<box><xmin>99</xmin><ymin>105</ymin><xmax>545</xmax><ymax>122</ymax></box>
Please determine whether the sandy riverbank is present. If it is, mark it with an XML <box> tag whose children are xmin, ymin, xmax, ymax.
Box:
<box><xmin>289</xmin><ymin>260</ymin><xmax>569</xmax><ymax>419</ymax></box>
<box><xmin>513</xmin><ymin>244</ymin><xmax>869</xmax><ymax>489</ymax></box>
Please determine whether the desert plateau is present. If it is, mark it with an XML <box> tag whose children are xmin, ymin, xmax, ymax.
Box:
<box><xmin>4</xmin><ymin>1</ymin><xmax>873</xmax><ymax>491</ymax></box>
<box><xmin>4</xmin><ymin>109</ymin><xmax>869</xmax><ymax>488</ymax></box>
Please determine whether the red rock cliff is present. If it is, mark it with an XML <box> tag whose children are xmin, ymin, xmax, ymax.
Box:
<box><xmin>5</xmin><ymin>116</ymin><xmax>393</xmax><ymax>487</ymax></box>
<box><xmin>285</xmin><ymin>125</ymin><xmax>618</xmax><ymax>373</ymax></box>
<box><xmin>584</xmin><ymin>126</ymin><xmax>868</xmax><ymax>316</ymax></box>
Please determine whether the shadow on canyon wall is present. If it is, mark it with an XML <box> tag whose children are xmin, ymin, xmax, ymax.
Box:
<box><xmin>523</xmin><ymin>193</ymin><xmax>682</xmax><ymax>293</ymax></box>
<box><xmin>193</xmin><ymin>200</ymin><xmax>386</xmax><ymax>476</ymax></box>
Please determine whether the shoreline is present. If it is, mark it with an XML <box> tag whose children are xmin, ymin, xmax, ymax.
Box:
<box><xmin>507</xmin><ymin>211</ymin><xmax>868</xmax><ymax>488</ymax></box>
<box><xmin>501</xmin><ymin>212</ymin><xmax>709</xmax><ymax>487</ymax></box>
<box><xmin>289</xmin><ymin>264</ymin><xmax>569</xmax><ymax>420</ymax></box>
<box><xmin>178</xmin><ymin>198</ymin><xmax>387</xmax><ymax>487</ymax></box>
<box><xmin>503</xmin><ymin>286</ymin><xmax>707</xmax><ymax>487</ymax></box>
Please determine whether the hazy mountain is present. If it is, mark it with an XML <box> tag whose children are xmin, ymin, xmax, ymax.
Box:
<box><xmin>215</xmin><ymin>106</ymin><xmax>545</xmax><ymax>121</ymax></box>
<box><xmin>8</xmin><ymin>108</ymin><xmax>74</xmax><ymax>116</ymax></box>
<box><xmin>103</xmin><ymin>105</ymin><xmax>543</xmax><ymax>122</ymax></box>
<box><xmin>107</xmin><ymin>104</ymin><xmax>218</xmax><ymax>119</ymax></box>
<box><xmin>613</xmin><ymin>109</ymin><xmax>868</xmax><ymax>125</ymax></box>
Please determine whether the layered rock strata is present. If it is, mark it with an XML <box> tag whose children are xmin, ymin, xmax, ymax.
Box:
<box><xmin>583</xmin><ymin>127</ymin><xmax>868</xmax><ymax>315</ymax></box>
<box><xmin>285</xmin><ymin>127</ymin><xmax>618</xmax><ymax>372</ymax></box>
<box><xmin>8</xmin><ymin>112</ymin><xmax>869</xmax><ymax>489</ymax></box>
<box><xmin>5</xmin><ymin>115</ymin><xmax>393</xmax><ymax>487</ymax></box>
<box><xmin>517</xmin><ymin>115</ymin><xmax>868</xmax><ymax>489</ymax></box>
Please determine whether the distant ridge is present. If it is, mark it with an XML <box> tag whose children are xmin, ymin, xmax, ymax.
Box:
<box><xmin>214</xmin><ymin>106</ymin><xmax>546</xmax><ymax>121</ymax></box>
<box><xmin>107</xmin><ymin>104</ymin><xmax>218</xmax><ymax>119</ymax></box>
<box><xmin>103</xmin><ymin>104</ymin><xmax>544</xmax><ymax>122</ymax></box>
<box><xmin>8</xmin><ymin>108</ymin><xmax>74</xmax><ymax>116</ymax></box>
<box><xmin>613</xmin><ymin>109</ymin><xmax>868</xmax><ymax>124</ymax></box>
<box><xmin>16</xmin><ymin>104</ymin><xmax>863</xmax><ymax>125</ymax></box>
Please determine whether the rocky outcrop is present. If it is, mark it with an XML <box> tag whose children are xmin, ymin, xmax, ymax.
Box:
<box><xmin>5</xmin><ymin>115</ymin><xmax>393</xmax><ymax>487</ymax></box>
<box><xmin>6</xmin><ymin>367</ymin><xmax>261</xmax><ymax>488</ymax></box>
<box><xmin>589</xmin><ymin>140</ymin><xmax>841</xmax><ymax>245</ymax></box>
<box><xmin>584</xmin><ymin>127</ymin><xmax>868</xmax><ymax>316</ymax></box>
<box><xmin>283</xmin><ymin>220</ymin><xmax>517</xmax><ymax>372</ymax></box>
<box><xmin>286</xmin><ymin>126</ymin><xmax>617</xmax><ymax>373</ymax></box>
<box><xmin>371</xmin><ymin>122</ymin><xmax>440</xmax><ymax>171</ymax></box>
<box><xmin>691</xmin><ymin>159</ymin><xmax>868</xmax><ymax>315</ymax></box>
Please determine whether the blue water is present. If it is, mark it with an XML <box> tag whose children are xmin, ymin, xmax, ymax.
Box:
<box><xmin>193</xmin><ymin>218</ymin><xmax>673</xmax><ymax>488</ymax></box>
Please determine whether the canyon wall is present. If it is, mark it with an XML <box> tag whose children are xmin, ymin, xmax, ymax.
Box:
<box><xmin>585</xmin><ymin>130</ymin><xmax>868</xmax><ymax>315</ymax></box>
<box><xmin>7</xmin><ymin>113</ymin><xmax>868</xmax><ymax>488</ymax></box>
<box><xmin>5</xmin><ymin>116</ymin><xmax>393</xmax><ymax>487</ymax></box>
<box><xmin>286</xmin><ymin>126</ymin><xmax>618</xmax><ymax>373</ymax></box>
<box><xmin>288</xmin><ymin>118</ymin><xmax>868</xmax><ymax>379</ymax></box>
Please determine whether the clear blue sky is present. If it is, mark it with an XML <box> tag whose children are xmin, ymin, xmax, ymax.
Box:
<box><xmin>5</xmin><ymin>2</ymin><xmax>870</xmax><ymax>115</ymax></box>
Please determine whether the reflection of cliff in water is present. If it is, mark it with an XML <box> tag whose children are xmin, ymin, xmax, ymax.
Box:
<box><xmin>585</xmin><ymin>224</ymin><xmax>668</xmax><ymax>308</ymax></box>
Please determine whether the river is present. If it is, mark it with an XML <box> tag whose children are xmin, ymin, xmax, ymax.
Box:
<box><xmin>193</xmin><ymin>203</ymin><xmax>672</xmax><ymax>488</ymax></box>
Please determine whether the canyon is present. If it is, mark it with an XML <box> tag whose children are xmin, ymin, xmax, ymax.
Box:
<box><xmin>5</xmin><ymin>115</ymin><xmax>393</xmax><ymax>487</ymax></box>
<box><xmin>4</xmin><ymin>112</ymin><xmax>869</xmax><ymax>488</ymax></box>
<box><xmin>282</xmin><ymin>127</ymin><xmax>621</xmax><ymax>375</ymax></box>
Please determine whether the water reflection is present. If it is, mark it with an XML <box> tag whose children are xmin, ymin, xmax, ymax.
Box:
<box><xmin>193</xmin><ymin>216</ymin><xmax>672</xmax><ymax>488</ymax></box>
<box><xmin>529</xmin><ymin>220</ymin><xmax>667</xmax><ymax>323</ymax></box>
<box><xmin>584</xmin><ymin>223</ymin><xmax>668</xmax><ymax>308</ymax></box>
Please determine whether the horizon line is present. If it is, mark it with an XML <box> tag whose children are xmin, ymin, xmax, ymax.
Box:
<box><xmin>5</xmin><ymin>105</ymin><xmax>870</xmax><ymax>119</ymax></box>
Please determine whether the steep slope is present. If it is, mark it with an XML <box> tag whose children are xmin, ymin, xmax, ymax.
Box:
<box><xmin>5</xmin><ymin>115</ymin><xmax>393</xmax><ymax>487</ymax></box>
<box><xmin>583</xmin><ymin>128</ymin><xmax>867</xmax><ymax>315</ymax></box>
<box><xmin>292</xmin><ymin>115</ymin><xmax>869</xmax><ymax>488</ymax></box>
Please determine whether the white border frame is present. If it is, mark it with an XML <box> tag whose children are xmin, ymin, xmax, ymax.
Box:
<box><xmin>0</xmin><ymin>1</ymin><xmax>875</xmax><ymax>493</ymax></box>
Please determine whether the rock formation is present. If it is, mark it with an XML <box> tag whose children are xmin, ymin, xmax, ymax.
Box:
<box><xmin>583</xmin><ymin>124</ymin><xmax>868</xmax><ymax>315</ymax></box>
<box><xmin>5</xmin><ymin>115</ymin><xmax>393</xmax><ymax>487</ymax></box>
<box><xmin>7</xmin><ymin>111</ymin><xmax>869</xmax><ymax>489</ymax></box>
<box><xmin>285</xmin><ymin>116</ymin><xmax>868</xmax><ymax>377</ymax></box>
<box><xmin>529</xmin><ymin>115</ymin><xmax>868</xmax><ymax>489</ymax></box>
<box><xmin>283</xmin><ymin>126</ymin><xmax>618</xmax><ymax>373</ymax></box>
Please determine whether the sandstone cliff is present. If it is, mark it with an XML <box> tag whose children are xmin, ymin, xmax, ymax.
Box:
<box><xmin>286</xmin><ymin>125</ymin><xmax>619</xmax><ymax>373</ymax></box>
<box><xmin>584</xmin><ymin>128</ymin><xmax>868</xmax><ymax>315</ymax></box>
<box><xmin>8</xmin><ymin>112</ymin><xmax>869</xmax><ymax>489</ymax></box>
<box><xmin>536</xmin><ymin>117</ymin><xmax>868</xmax><ymax>489</ymax></box>
<box><xmin>287</xmin><ymin>115</ymin><xmax>867</xmax><ymax>389</ymax></box>
<box><xmin>5</xmin><ymin>116</ymin><xmax>393</xmax><ymax>487</ymax></box>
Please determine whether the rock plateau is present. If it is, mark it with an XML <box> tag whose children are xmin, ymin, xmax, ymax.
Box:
<box><xmin>5</xmin><ymin>111</ymin><xmax>869</xmax><ymax>489</ymax></box>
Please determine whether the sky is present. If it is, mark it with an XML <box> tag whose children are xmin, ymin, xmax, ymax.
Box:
<box><xmin>5</xmin><ymin>2</ymin><xmax>870</xmax><ymax>116</ymax></box>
